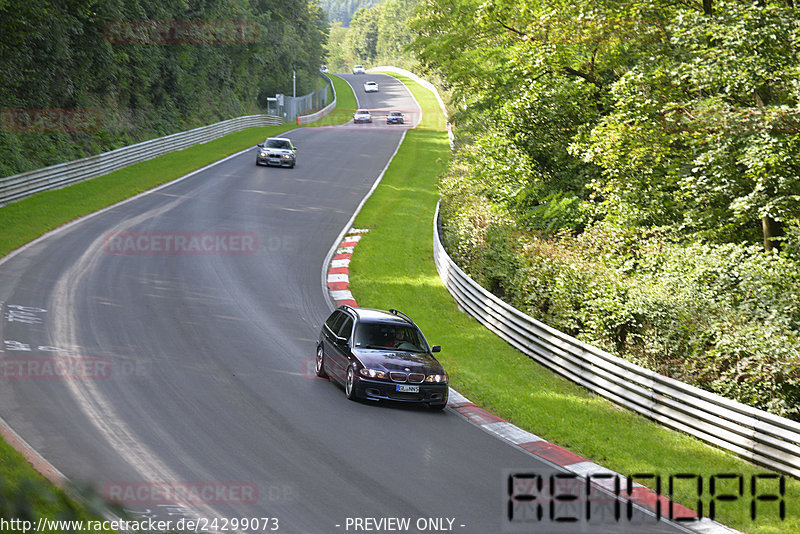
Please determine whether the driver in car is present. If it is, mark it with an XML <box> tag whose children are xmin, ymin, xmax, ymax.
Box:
<box><xmin>392</xmin><ymin>328</ymin><xmax>418</xmax><ymax>351</ymax></box>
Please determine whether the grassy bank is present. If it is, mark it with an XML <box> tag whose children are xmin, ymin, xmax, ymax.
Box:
<box><xmin>0</xmin><ymin>438</ymin><xmax>114</xmax><ymax>531</ymax></box>
<box><xmin>311</xmin><ymin>73</ymin><xmax>357</xmax><ymax>127</ymax></box>
<box><xmin>346</xmin><ymin>72</ymin><xmax>799</xmax><ymax>534</ymax></box>
<box><xmin>0</xmin><ymin>126</ymin><xmax>286</xmax><ymax>257</ymax></box>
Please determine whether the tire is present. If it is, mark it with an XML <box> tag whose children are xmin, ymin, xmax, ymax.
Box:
<box><xmin>315</xmin><ymin>346</ymin><xmax>327</xmax><ymax>378</ymax></box>
<box><xmin>289</xmin><ymin>161</ymin><xmax>295</xmax><ymax>169</ymax></box>
<box><xmin>429</xmin><ymin>403</ymin><xmax>447</xmax><ymax>411</ymax></box>
<box><xmin>345</xmin><ymin>365</ymin><xmax>358</xmax><ymax>401</ymax></box>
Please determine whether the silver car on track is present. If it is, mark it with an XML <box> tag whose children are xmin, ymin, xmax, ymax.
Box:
<box><xmin>256</xmin><ymin>137</ymin><xmax>297</xmax><ymax>168</ymax></box>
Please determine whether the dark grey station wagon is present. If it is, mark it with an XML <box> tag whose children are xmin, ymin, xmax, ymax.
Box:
<box><xmin>316</xmin><ymin>306</ymin><xmax>448</xmax><ymax>410</ymax></box>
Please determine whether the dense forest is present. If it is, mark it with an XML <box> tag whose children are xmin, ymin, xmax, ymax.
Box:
<box><xmin>318</xmin><ymin>0</ymin><xmax>383</xmax><ymax>26</ymax></box>
<box><xmin>0</xmin><ymin>0</ymin><xmax>328</xmax><ymax>177</ymax></box>
<box><xmin>379</xmin><ymin>0</ymin><xmax>800</xmax><ymax>418</ymax></box>
<box><xmin>324</xmin><ymin>0</ymin><xmax>417</xmax><ymax>71</ymax></box>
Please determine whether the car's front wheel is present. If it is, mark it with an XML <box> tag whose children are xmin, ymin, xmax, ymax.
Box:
<box><xmin>345</xmin><ymin>365</ymin><xmax>358</xmax><ymax>401</ymax></box>
<box><xmin>315</xmin><ymin>346</ymin><xmax>327</xmax><ymax>378</ymax></box>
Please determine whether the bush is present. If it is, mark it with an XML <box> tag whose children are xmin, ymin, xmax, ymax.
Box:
<box><xmin>441</xmin><ymin>199</ymin><xmax>800</xmax><ymax>420</ymax></box>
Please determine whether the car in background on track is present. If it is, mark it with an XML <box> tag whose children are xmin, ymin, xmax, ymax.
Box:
<box><xmin>353</xmin><ymin>109</ymin><xmax>372</xmax><ymax>124</ymax></box>
<box><xmin>316</xmin><ymin>306</ymin><xmax>448</xmax><ymax>410</ymax></box>
<box><xmin>256</xmin><ymin>137</ymin><xmax>297</xmax><ymax>168</ymax></box>
<box><xmin>363</xmin><ymin>81</ymin><xmax>379</xmax><ymax>93</ymax></box>
<box><xmin>386</xmin><ymin>111</ymin><xmax>404</xmax><ymax>124</ymax></box>
<box><xmin>353</xmin><ymin>65</ymin><xmax>366</xmax><ymax>75</ymax></box>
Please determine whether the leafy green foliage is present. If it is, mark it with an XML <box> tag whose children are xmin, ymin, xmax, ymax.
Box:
<box><xmin>441</xmin><ymin>199</ymin><xmax>800</xmax><ymax>418</ymax></box>
<box><xmin>0</xmin><ymin>0</ymin><xmax>328</xmax><ymax>177</ymax></box>
<box><xmin>319</xmin><ymin>0</ymin><xmax>383</xmax><ymax>26</ymax></box>
<box><xmin>572</xmin><ymin>0</ymin><xmax>800</xmax><ymax>243</ymax></box>
<box><xmin>324</xmin><ymin>0</ymin><xmax>420</xmax><ymax>71</ymax></box>
<box><xmin>346</xmin><ymin>6</ymin><xmax>381</xmax><ymax>63</ymax></box>
<box><xmin>416</xmin><ymin>0</ymin><xmax>800</xmax><ymax>419</ymax></box>
<box><xmin>0</xmin><ymin>438</ymin><xmax>118</xmax><ymax>532</ymax></box>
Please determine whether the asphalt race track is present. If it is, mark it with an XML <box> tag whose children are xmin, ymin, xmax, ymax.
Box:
<box><xmin>0</xmin><ymin>74</ymin><xmax>691</xmax><ymax>533</ymax></box>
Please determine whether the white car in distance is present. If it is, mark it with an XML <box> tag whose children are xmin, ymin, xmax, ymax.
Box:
<box><xmin>353</xmin><ymin>109</ymin><xmax>372</xmax><ymax>124</ymax></box>
<box><xmin>363</xmin><ymin>81</ymin><xmax>379</xmax><ymax>93</ymax></box>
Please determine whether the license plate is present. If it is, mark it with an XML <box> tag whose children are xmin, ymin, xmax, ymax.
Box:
<box><xmin>269</xmin><ymin>158</ymin><xmax>281</xmax><ymax>164</ymax></box>
<box><xmin>396</xmin><ymin>384</ymin><xmax>419</xmax><ymax>393</ymax></box>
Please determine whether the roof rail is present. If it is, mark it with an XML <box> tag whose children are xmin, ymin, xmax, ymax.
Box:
<box><xmin>389</xmin><ymin>308</ymin><xmax>415</xmax><ymax>325</ymax></box>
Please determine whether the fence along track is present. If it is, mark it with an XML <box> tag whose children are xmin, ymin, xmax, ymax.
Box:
<box><xmin>0</xmin><ymin>114</ymin><xmax>281</xmax><ymax>206</ymax></box>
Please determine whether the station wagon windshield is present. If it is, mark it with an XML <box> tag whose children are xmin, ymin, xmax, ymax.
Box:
<box><xmin>354</xmin><ymin>323</ymin><xmax>427</xmax><ymax>352</ymax></box>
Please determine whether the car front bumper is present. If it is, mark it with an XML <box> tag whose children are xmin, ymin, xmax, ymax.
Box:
<box><xmin>354</xmin><ymin>377</ymin><xmax>448</xmax><ymax>406</ymax></box>
<box><xmin>257</xmin><ymin>155</ymin><xmax>294</xmax><ymax>166</ymax></box>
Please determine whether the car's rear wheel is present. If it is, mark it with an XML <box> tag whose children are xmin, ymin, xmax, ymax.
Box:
<box><xmin>345</xmin><ymin>365</ymin><xmax>358</xmax><ymax>400</ymax></box>
<box><xmin>429</xmin><ymin>403</ymin><xmax>447</xmax><ymax>411</ymax></box>
<box><xmin>315</xmin><ymin>346</ymin><xmax>327</xmax><ymax>378</ymax></box>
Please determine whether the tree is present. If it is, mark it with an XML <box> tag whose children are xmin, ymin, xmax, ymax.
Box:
<box><xmin>376</xmin><ymin>0</ymin><xmax>418</xmax><ymax>66</ymax></box>
<box><xmin>573</xmin><ymin>1</ymin><xmax>800</xmax><ymax>249</ymax></box>
<box><xmin>0</xmin><ymin>0</ymin><xmax>329</xmax><ymax>176</ymax></box>
<box><xmin>325</xmin><ymin>21</ymin><xmax>354</xmax><ymax>71</ymax></box>
<box><xmin>346</xmin><ymin>6</ymin><xmax>381</xmax><ymax>63</ymax></box>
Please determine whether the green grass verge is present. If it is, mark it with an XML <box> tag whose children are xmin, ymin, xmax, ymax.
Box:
<box><xmin>309</xmin><ymin>74</ymin><xmax>357</xmax><ymax>127</ymax></box>
<box><xmin>346</xmin><ymin>72</ymin><xmax>799</xmax><ymax>534</ymax></box>
<box><xmin>0</xmin><ymin>87</ymin><xmax>359</xmax><ymax>525</ymax></box>
<box><xmin>0</xmin><ymin>438</ymin><xmax>114</xmax><ymax>531</ymax></box>
<box><xmin>0</xmin><ymin>125</ymin><xmax>285</xmax><ymax>257</ymax></box>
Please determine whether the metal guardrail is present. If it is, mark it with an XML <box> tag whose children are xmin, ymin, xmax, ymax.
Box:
<box><xmin>297</xmin><ymin>73</ymin><xmax>337</xmax><ymax>125</ymax></box>
<box><xmin>433</xmin><ymin>201</ymin><xmax>800</xmax><ymax>478</ymax></box>
<box><xmin>0</xmin><ymin>114</ymin><xmax>281</xmax><ymax>206</ymax></box>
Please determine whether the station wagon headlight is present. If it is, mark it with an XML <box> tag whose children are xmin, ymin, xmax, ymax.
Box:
<box><xmin>360</xmin><ymin>368</ymin><xmax>387</xmax><ymax>379</ymax></box>
<box><xmin>425</xmin><ymin>373</ymin><xmax>447</xmax><ymax>383</ymax></box>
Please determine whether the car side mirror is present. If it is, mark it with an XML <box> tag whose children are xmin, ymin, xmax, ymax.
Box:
<box><xmin>257</xmin><ymin>143</ymin><xmax>264</xmax><ymax>148</ymax></box>
<box><xmin>335</xmin><ymin>336</ymin><xmax>348</xmax><ymax>346</ymax></box>
<box><xmin>431</xmin><ymin>345</ymin><xmax>441</xmax><ymax>353</ymax></box>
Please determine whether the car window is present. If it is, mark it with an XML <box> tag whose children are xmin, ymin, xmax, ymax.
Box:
<box><xmin>325</xmin><ymin>312</ymin><xmax>345</xmax><ymax>336</ymax></box>
<box><xmin>265</xmin><ymin>139</ymin><xmax>290</xmax><ymax>149</ymax></box>
<box><xmin>337</xmin><ymin>317</ymin><xmax>354</xmax><ymax>341</ymax></box>
<box><xmin>354</xmin><ymin>322</ymin><xmax>426</xmax><ymax>352</ymax></box>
